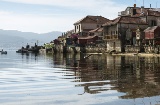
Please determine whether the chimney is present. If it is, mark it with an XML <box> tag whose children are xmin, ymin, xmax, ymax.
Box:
<box><xmin>150</xmin><ymin>4</ymin><xmax>151</xmax><ymax>8</ymax></box>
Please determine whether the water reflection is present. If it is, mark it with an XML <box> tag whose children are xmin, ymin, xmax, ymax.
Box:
<box><xmin>50</xmin><ymin>53</ymin><xmax>160</xmax><ymax>99</ymax></box>
<box><xmin>20</xmin><ymin>52</ymin><xmax>39</xmax><ymax>61</ymax></box>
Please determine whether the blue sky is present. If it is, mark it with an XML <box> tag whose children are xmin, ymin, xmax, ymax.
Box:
<box><xmin>0</xmin><ymin>0</ymin><xmax>159</xmax><ymax>33</ymax></box>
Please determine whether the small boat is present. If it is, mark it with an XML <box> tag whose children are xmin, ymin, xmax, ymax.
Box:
<box><xmin>16</xmin><ymin>49</ymin><xmax>28</xmax><ymax>53</ymax></box>
<box><xmin>1</xmin><ymin>51</ymin><xmax>7</xmax><ymax>54</ymax></box>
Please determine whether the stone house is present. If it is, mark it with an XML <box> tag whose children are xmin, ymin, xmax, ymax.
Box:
<box><xmin>74</xmin><ymin>15</ymin><xmax>110</xmax><ymax>37</ymax></box>
<box><xmin>103</xmin><ymin>16</ymin><xmax>148</xmax><ymax>53</ymax></box>
<box><xmin>144</xmin><ymin>26</ymin><xmax>160</xmax><ymax>53</ymax></box>
<box><xmin>103</xmin><ymin>5</ymin><xmax>160</xmax><ymax>53</ymax></box>
<box><xmin>118</xmin><ymin>5</ymin><xmax>160</xmax><ymax>27</ymax></box>
<box><xmin>144</xmin><ymin>26</ymin><xmax>160</xmax><ymax>44</ymax></box>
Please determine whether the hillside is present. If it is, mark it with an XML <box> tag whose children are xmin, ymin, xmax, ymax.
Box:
<box><xmin>0</xmin><ymin>29</ymin><xmax>62</xmax><ymax>44</ymax></box>
<box><xmin>0</xmin><ymin>29</ymin><xmax>62</xmax><ymax>50</ymax></box>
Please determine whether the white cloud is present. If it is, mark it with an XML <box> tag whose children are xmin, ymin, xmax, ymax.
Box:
<box><xmin>2</xmin><ymin>0</ymin><xmax>110</xmax><ymax>7</ymax></box>
<box><xmin>0</xmin><ymin>11</ymin><xmax>79</xmax><ymax>33</ymax></box>
<box><xmin>0</xmin><ymin>0</ymin><xmax>127</xmax><ymax>33</ymax></box>
<box><xmin>2</xmin><ymin>0</ymin><xmax>127</xmax><ymax>14</ymax></box>
<box><xmin>0</xmin><ymin>11</ymin><xmax>11</xmax><ymax>15</ymax></box>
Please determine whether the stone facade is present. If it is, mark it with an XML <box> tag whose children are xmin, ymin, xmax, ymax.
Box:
<box><xmin>103</xmin><ymin>6</ymin><xmax>160</xmax><ymax>53</ymax></box>
<box><xmin>74</xmin><ymin>15</ymin><xmax>110</xmax><ymax>36</ymax></box>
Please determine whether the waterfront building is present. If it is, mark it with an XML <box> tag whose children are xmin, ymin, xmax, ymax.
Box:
<box><xmin>103</xmin><ymin>16</ymin><xmax>148</xmax><ymax>53</ymax></box>
<box><xmin>74</xmin><ymin>15</ymin><xmax>110</xmax><ymax>37</ymax></box>
<box><xmin>144</xmin><ymin>26</ymin><xmax>160</xmax><ymax>53</ymax></box>
<box><xmin>103</xmin><ymin>4</ymin><xmax>160</xmax><ymax>53</ymax></box>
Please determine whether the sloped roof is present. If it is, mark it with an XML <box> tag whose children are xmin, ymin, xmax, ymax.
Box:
<box><xmin>147</xmin><ymin>10</ymin><xmax>160</xmax><ymax>16</ymax></box>
<box><xmin>103</xmin><ymin>16</ymin><xmax>147</xmax><ymax>26</ymax></box>
<box><xmin>89</xmin><ymin>27</ymin><xmax>103</xmax><ymax>33</ymax></box>
<box><xmin>120</xmin><ymin>16</ymin><xmax>146</xmax><ymax>24</ymax></box>
<box><xmin>74</xmin><ymin>15</ymin><xmax>110</xmax><ymax>25</ymax></box>
<box><xmin>103</xmin><ymin>17</ymin><xmax>120</xmax><ymax>26</ymax></box>
<box><xmin>82</xmin><ymin>29</ymin><xmax>94</xmax><ymax>32</ymax></box>
<box><xmin>144</xmin><ymin>26</ymin><xmax>159</xmax><ymax>32</ymax></box>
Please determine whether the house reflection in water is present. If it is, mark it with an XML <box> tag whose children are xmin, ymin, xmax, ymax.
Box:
<box><xmin>50</xmin><ymin>53</ymin><xmax>160</xmax><ymax>99</ymax></box>
<box><xmin>114</xmin><ymin>56</ymin><xmax>160</xmax><ymax>99</ymax></box>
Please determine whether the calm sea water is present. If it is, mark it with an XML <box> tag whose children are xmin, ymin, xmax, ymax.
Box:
<box><xmin>0</xmin><ymin>51</ymin><xmax>160</xmax><ymax>105</ymax></box>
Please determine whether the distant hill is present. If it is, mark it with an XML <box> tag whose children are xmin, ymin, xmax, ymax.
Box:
<box><xmin>0</xmin><ymin>29</ymin><xmax>62</xmax><ymax>44</ymax></box>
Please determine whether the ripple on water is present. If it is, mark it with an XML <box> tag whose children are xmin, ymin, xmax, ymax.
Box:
<box><xmin>1</xmin><ymin>51</ymin><xmax>160</xmax><ymax>105</ymax></box>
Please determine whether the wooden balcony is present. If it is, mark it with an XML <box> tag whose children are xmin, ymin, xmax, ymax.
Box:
<box><xmin>103</xmin><ymin>34</ymin><xmax>119</xmax><ymax>40</ymax></box>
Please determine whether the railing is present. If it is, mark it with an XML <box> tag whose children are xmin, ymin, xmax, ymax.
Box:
<box><xmin>103</xmin><ymin>34</ymin><xmax>119</xmax><ymax>40</ymax></box>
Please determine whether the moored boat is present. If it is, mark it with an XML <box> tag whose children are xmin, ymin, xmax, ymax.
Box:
<box><xmin>16</xmin><ymin>49</ymin><xmax>28</xmax><ymax>53</ymax></box>
<box><xmin>1</xmin><ymin>51</ymin><xmax>7</xmax><ymax>54</ymax></box>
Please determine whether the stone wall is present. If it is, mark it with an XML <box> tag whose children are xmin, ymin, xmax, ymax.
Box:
<box><xmin>107</xmin><ymin>40</ymin><xmax>121</xmax><ymax>52</ymax></box>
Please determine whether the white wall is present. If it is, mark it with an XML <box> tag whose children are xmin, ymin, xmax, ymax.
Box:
<box><xmin>75</xmin><ymin>24</ymin><xmax>82</xmax><ymax>33</ymax></box>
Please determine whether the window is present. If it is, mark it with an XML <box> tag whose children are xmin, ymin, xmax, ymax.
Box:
<box><xmin>79</xmin><ymin>25</ymin><xmax>80</xmax><ymax>32</ymax></box>
<box><xmin>151</xmin><ymin>20</ymin><xmax>157</xmax><ymax>26</ymax></box>
<box><xmin>116</xmin><ymin>31</ymin><xmax>118</xmax><ymax>35</ymax></box>
<box><xmin>75</xmin><ymin>26</ymin><xmax>76</xmax><ymax>32</ymax></box>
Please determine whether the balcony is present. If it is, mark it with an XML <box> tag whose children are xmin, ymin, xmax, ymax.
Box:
<box><xmin>103</xmin><ymin>34</ymin><xmax>119</xmax><ymax>40</ymax></box>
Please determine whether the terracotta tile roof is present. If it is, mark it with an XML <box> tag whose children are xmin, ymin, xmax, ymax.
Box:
<box><xmin>89</xmin><ymin>27</ymin><xmax>103</xmax><ymax>33</ymax></box>
<box><xmin>89</xmin><ymin>28</ymin><xmax>99</xmax><ymax>33</ymax></box>
<box><xmin>74</xmin><ymin>17</ymin><xmax>86</xmax><ymax>25</ymax></box>
<box><xmin>120</xmin><ymin>16</ymin><xmax>147</xmax><ymax>24</ymax></box>
<box><xmin>147</xmin><ymin>10</ymin><xmax>160</xmax><ymax>16</ymax></box>
<box><xmin>144</xmin><ymin>26</ymin><xmax>159</xmax><ymax>32</ymax></box>
<box><xmin>102</xmin><ymin>17</ymin><xmax>120</xmax><ymax>26</ymax></box>
<box><xmin>103</xmin><ymin>16</ymin><xmax>147</xmax><ymax>26</ymax></box>
<box><xmin>74</xmin><ymin>15</ymin><xmax>110</xmax><ymax>25</ymax></box>
<box><xmin>97</xmin><ymin>27</ymin><xmax>103</xmax><ymax>32</ymax></box>
<box><xmin>88</xmin><ymin>16</ymin><xmax>110</xmax><ymax>24</ymax></box>
<box><xmin>82</xmin><ymin>29</ymin><xmax>94</xmax><ymax>32</ymax></box>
